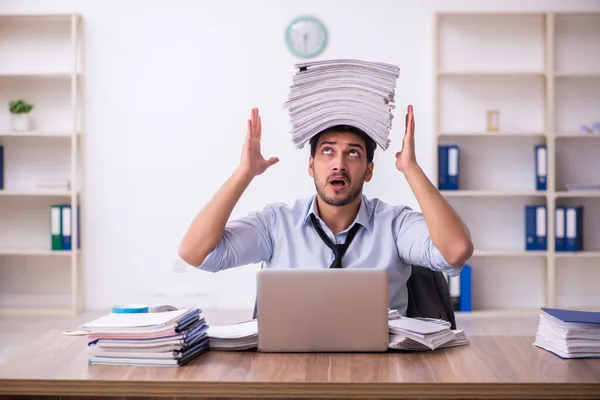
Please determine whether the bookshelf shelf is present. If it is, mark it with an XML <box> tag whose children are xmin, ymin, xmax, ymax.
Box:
<box><xmin>439</xmin><ymin>132</ymin><xmax>545</xmax><ymax>138</ymax></box>
<box><xmin>0</xmin><ymin>131</ymin><xmax>76</xmax><ymax>138</ymax></box>
<box><xmin>437</xmin><ymin>71</ymin><xmax>544</xmax><ymax>77</ymax></box>
<box><xmin>441</xmin><ymin>190</ymin><xmax>546</xmax><ymax>197</ymax></box>
<box><xmin>472</xmin><ymin>250</ymin><xmax>547</xmax><ymax>258</ymax></box>
<box><xmin>435</xmin><ymin>11</ymin><xmax>600</xmax><ymax>314</ymax></box>
<box><xmin>555</xmin><ymin>251</ymin><xmax>600</xmax><ymax>259</ymax></box>
<box><xmin>0</xmin><ymin>13</ymin><xmax>83</xmax><ymax>315</ymax></box>
<box><xmin>0</xmin><ymin>306</ymin><xmax>73</xmax><ymax>316</ymax></box>
<box><xmin>0</xmin><ymin>190</ymin><xmax>74</xmax><ymax>197</ymax></box>
<box><xmin>0</xmin><ymin>248</ymin><xmax>75</xmax><ymax>256</ymax></box>
<box><xmin>555</xmin><ymin>191</ymin><xmax>600</xmax><ymax>198</ymax></box>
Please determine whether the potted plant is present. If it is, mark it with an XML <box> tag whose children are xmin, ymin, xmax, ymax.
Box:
<box><xmin>9</xmin><ymin>99</ymin><xmax>34</xmax><ymax>131</ymax></box>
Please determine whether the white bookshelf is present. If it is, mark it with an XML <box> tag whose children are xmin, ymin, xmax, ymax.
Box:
<box><xmin>0</xmin><ymin>14</ymin><xmax>83</xmax><ymax>315</ymax></box>
<box><xmin>434</xmin><ymin>11</ymin><xmax>600</xmax><ymax>315</ymax></box>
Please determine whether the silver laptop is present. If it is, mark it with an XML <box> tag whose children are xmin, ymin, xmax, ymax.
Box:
<box><xmin>256</xmin><ymin>268</ymin><xmax>389</xmax><ymax>352</ymax></box>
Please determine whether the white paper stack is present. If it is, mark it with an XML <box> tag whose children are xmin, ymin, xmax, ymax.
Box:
<box><xmin>80</xmin><ymin>308</ymin><xmax>209</xmax><ymax>366</ymax></box>
<box><xmin>207</xmin><ymin>320</ymin><xmax>258</xmax><ymax>350</ymax></box>
<box><xmin>387</xmin><ymin>316</ymin><xmax>466</xmax><ymax>351</ymax></box>
<box><xmin>534</xmin><ymin>307</ymin><xmax>600</xmax><ymax>359</ymax></box>
<box><xmin>283</xmin><ymin>59</ymin><xmax>400</xmax><ymax>150</ymax></box>
<box><xmin>388</xmin><ymin>309</ymin><xmax>400</xmax><ymax>320</ymax></box>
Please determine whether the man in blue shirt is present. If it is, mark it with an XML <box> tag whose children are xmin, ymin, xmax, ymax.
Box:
<box><xmin>178</xmin><ymin>105</ymin><xmax>473</xmax><ymax>315</ymax></box>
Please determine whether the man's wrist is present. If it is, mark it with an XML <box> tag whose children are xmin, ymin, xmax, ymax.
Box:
<box><xmin>233</xmin><ymin>167</ymin><xmax>255</xmax><ymax>186</ymax></box>
<box><xmin>400</xmin><ymin>162</ymin><xmax>423</xmax><ymax>179</ymax></box>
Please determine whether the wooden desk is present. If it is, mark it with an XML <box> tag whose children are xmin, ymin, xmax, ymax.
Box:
<box><xmin>0</xmin><ymin>329</ymin><xmax>599</xmax><ymax>399</ymax></box>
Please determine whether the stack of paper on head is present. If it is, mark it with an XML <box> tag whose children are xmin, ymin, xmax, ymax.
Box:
<box><xmin>388</xmin><ymin>317</ymin><xmax>469</xmax><ymax>351</ymax></box>
<box><xmin>534</xmin><ymin>307</ymin><xmax>600</xmax><ymax>359</ymax></box>
<box><xmin>207</xmin><ymin>320</ymin><xmax>258</xmax><ymax>350</ymax></box>
<box><xmin>283</xmin><ymin>59</ymin><xmax>400</xmax><ymax>151</ymax></box>
<box><xmin>80</xmin><ymin>308</ymin><xmax>209</xmax><ymax>366</ymax></box>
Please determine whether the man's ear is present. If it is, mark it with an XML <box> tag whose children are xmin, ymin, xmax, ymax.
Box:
<box><xmin>365</xmin><ymin>162</ymin><xmax>374</xmax><ymax>182</ymax></box>
<box><xmin>308</xmin><ymin>155</ymin><xmax>314</xmax><ymax>177</ymax></box>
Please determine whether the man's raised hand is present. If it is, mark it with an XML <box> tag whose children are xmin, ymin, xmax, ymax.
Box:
<box><xmin>238</xmin><ymin>108</ymin><xmax>279</xmax><ymax>178</ymax></box>
<box><xmin>395</xmin><ymin>104</ymin><xmax>418</xmax><ymax>173</ymax></box>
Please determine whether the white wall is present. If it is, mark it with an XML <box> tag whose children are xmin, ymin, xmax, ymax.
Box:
<box><xmin>1</xmin><ymin>0</ymin><xmax>599</xmax><ymax>312</ymax></box>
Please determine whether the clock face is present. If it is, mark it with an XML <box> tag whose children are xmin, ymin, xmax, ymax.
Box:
<box><xmin>285</xmin><ymin>16</ymin><xmax>327</xmax><ymax>59</ymax></box>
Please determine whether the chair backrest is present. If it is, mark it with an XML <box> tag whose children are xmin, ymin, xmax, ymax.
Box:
<box><xmin>405</xmin><ymin>265</ymin><xmax>457</xmax><ymax>330</ymax></box>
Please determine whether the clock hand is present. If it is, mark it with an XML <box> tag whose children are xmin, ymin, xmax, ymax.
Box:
<box><xmin>303</xmin><ymin>32</ymin><xmax>308</xmax><ymax>52</ymax></box>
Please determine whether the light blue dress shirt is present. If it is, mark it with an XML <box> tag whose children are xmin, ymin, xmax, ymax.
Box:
<box><xmin>197</xmin><ymin>194</ymin><xmax>463</xmax><ymax>315</ymax></box>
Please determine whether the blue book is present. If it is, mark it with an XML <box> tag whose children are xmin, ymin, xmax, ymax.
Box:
<box><xmin>555</xmin><ymin>206</ymin><xmax>566</xmax><ymax>252</ymax></box>
<box><xmin>535</xmin><ymin>145</ymin><xmax>547</xmax><ymax>190</ymax></box>
<box><xmin>525</xmin><ymin>205</ymin><xmax>546</xmax><ymax>250</ymax></box>
<box><xmin>459</xmin><ymin>264</ymin><xmax>472</xmax><ymax>312</ymax></box>
<box><xmin>542</xmin><ymin>307</ymin><xmax>600</xmax><ymax>324</ymax></box>
<box><xmin>565</xmin><ymin>206</ymin><xmax>584</xmax><ymax>252</ymax></box>
<box><xmin>438</xmin><ymin>145</ymin><xmax>459</xmax><ymax>190</ymax></box>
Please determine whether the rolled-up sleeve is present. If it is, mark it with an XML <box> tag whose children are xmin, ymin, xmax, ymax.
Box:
<box><xmin>197</xmin><ymin>205</ymin><xmax>274</xmax><ymax>272</ymax></box>
<box><xmin>393</xmin><ymin>207</ymin><xmax>463</xmax><ymax>277</ymax></box>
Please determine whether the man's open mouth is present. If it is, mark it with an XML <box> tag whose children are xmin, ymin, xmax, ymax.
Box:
<box><xmin>329</xmin><ymin>178</ymin><xmax>347</xmax><ymax>188</ymax></box>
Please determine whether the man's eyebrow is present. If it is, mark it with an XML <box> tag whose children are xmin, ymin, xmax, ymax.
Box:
<box><xmin>319</xmin><ymin>140</ymin><xmax>365</xmax><ymax>150</ymax></box>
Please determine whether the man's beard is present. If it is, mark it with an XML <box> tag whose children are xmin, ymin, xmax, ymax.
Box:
<box><xmin>314</xmin><ymin>170</ymin><xmax>366</xmax><ymax>207</ymax></box>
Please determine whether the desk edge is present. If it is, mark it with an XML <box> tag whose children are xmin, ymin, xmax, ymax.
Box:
<box><xmin>1</xmin><ymin>380</ymin><xmax>600</xmax><ymax>399</ymax></box>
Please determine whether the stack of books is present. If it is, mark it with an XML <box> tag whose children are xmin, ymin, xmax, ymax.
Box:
<box><xmin>534</xmin><ymin>307</ymin><xmax>600</xmax><ymax>359</ymax></box>
<box><xmin>80</xmin><ymin>308</ymin><xmax>209</xmax><ymax>366</ymax></box>
<box><xmin>283</xmin><ymin>59</ymin><xmax>400</xmax><ymax>150</ymax></box>
<box><xmin>388</xmin><ymin>316</ymin><xmax>469</xmax><ymax>351</ymax></box>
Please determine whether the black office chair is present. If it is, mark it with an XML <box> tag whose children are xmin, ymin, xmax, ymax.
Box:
<box><xmin>405</xmin><ymin>265</ymin><xmax>457</xmax><ymax>330</ymax></box>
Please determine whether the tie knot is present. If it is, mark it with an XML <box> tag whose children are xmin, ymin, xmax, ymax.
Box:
<box><xmin>333</xmin><ymin>244</ymin><xmax>346</xmax><ymax>257</ymax></box>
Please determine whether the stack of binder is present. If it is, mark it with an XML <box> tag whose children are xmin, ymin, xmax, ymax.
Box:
<box><xmin>80</xmin><ymin>308</ymin><xmax>209</xmax><ymax>366</ymax></box>
<box><xmin>534</xmin><ymin>307</ymin><xmax>600</xmax><ymax>359</ymax></box>
<box><xmin>50</xmin><ymin>204</ymin><xmax>80</xmax><ymax>251</ymax></box>
<box><xmin>555</xmin><ymin>205</ymin><xmax>584</xmax><ymax>252</ymax></box>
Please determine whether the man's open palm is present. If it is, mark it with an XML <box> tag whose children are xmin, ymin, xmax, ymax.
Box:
<box><xmin>395</xmin><ymin>105</ymin><xmax>418</xmax><ymax>172</ymax></box>
<box><xmin>239</xmin><ymin>108</ymin><xmax>279</xmax><ymax>177</ymax></box>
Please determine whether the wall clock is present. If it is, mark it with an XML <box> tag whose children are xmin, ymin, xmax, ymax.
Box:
<box><xmin>285</xmin><ymin>15</ymin><xmax>328</xmax><ymax>59</ymax></box>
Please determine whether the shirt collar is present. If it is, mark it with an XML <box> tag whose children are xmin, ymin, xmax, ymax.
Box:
<box><xmin>303</xmin><ymin>194</ymin><xmax>372</xmax><ymax>233</ymax></box>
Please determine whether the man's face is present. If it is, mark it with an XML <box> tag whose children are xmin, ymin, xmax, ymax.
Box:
<box><xmin>308</xmin><ymin>131</ymin><xmax>374</xmax><ymax>207</ymax></box>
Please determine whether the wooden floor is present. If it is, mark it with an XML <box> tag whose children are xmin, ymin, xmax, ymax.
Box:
<box><xmin>0</xmin><ymin>308</ymin><xmax>542</xmax><ymax>365</ymax></box>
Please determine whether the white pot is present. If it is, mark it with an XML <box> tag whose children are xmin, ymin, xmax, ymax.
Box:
<box><xmin>11</xmin><ymin>113</ymin><xmax>30</xmax><ymax>132</ymax></box>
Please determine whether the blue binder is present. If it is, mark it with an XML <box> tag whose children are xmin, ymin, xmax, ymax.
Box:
<box><xmin>565</xmin><ymin>206</ymin><xmax>583</xmax><ymax>252</ymax></box>
<box><xmin>555</xmin><ymin>206</ymin><xmax>566</xmax><ymax>252</ymax></box>
<box><xmin>535</xmin><ymin>145</ymin><xmax>547</xmax><ymax>190</ymax></box>
<box><xmin>61</xmin><ymin>204</ymin><xmax>72</xmax><ymax>250</ymax></box>
<box><xmin>0</xmin><ymin>145</ymin><xmax>4</xmax><ymax>190</ymax></box>
<box><xmin>459</xmin><ymin>264</ymin><xmax>472</xmax><ymax>312</ymax></box>
<box><xmin>438</xmin><ymin>145</ymin><xmax>459</xmax><ymax>190</ymax></box>
<box><xmin>525</xmin><ymin>205</ymin><xmax>546</xmax><ymax>250</ymax></box>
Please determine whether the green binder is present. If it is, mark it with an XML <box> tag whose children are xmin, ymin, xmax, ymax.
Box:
<box><xmin>51</xmin><ymin>204</ymin><xmax>62</xmax><ymax>250</ymax></box>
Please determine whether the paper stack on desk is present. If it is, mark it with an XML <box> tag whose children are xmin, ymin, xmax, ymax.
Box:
<box><xmin>207</xmin><ymin>320</ymin><xmax>258</xmax><ymax>350</ymax></box>
<box><xmin>80</xmin><ymin>308</ymin><xmax>209</xmax><ymax>366</ymax></box>
<box><xmin>283</xmin><ymin>59</ymin><xmax>400</xmax><ymax>150</ymax></box>
<box><xmin>534</xmin><ymin>307</ymin><xmax>600</xmax><ymax>359</ymax></box>
<box><xmin>388</xmin><ymin>316</ymin><xmax>469</xmax><ymax>351</ymax></box>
